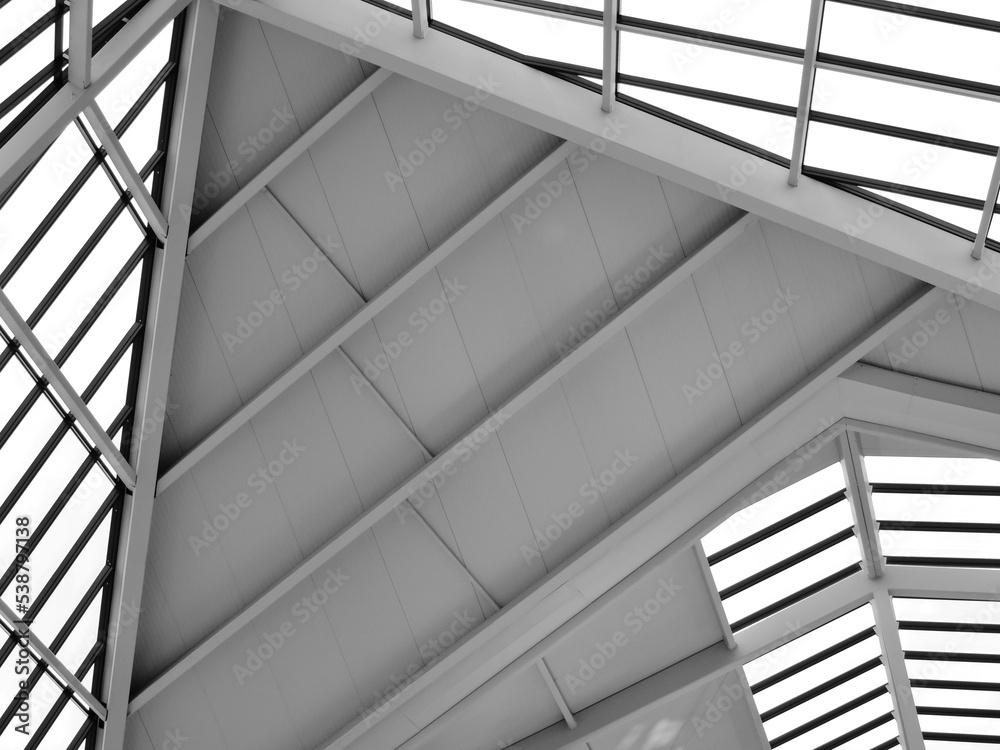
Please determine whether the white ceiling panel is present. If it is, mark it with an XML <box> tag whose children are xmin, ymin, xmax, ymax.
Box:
<box><xmin>694</xmin><ymin>220</ymin><xmax>808</xmax><ymax>423</ymax></box>
<box><xmin>627</xmin><ymin>278</ymin><xmax>742</xmax><ymax>472</ymax></box>
<box><xmin>438</xmin><ymin>214</ymin><xmax>552</xmax><ymax>410</ymax></box>
<box><xmin>560</xmin><ymin>332</ymin><xmax>675</xmax><ymax>522</ymax></box>
<box><xmin>308</xmin><ymin>96</ymin><xmax>429</xmax><ymax>297</ymax></box>
<box><xmin>498</xmin><ymin>385</ymin><xmax>612</xmax><ymax>570</ymax></box>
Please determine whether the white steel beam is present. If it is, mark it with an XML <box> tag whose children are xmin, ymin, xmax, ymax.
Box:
<box><xmin>187</xmin><ymin>67</ymin><xmax>392</xmax><ymax>251</ymax></box>
<box><xmin>787</xmin><ymin>0</ymin><xmax>824</xmax><ymax>187</ymax></box>
<box><xmin>68</xmin><ymin>0</ymin><xmax>94</xmax><ymax>88</ymax></box>
<box><xmin>601</xmin><ymin>0</ymin><xmax>619</xmax><ymax>112</ymax></box>
<box><xmin>872</xmin><ymin>589</ymin><xmax>926</xmax><ymax>750</ymax></box>
<box><xmin>972</xmin><ymin>148</ymin><xmax>1000</xmax><ymax>259</ymax></box>
<box><xmin>0</xmin><ymin>0</ymin><xmax>192</xmax><ymax>196</ymax></box>
<box><xmin>840</xmin><ymin>429</ymin><xmax>883</xmax><ymax>579</ymax></box>
<box><xmin>84</xmin><ymin>104</ymin><xmax>169</xmax><ymax>241</ymax></box>
<box><xmin>219</xmin><ymin>0</ymin><xmax>1000</xmax><ymax>313</ymax></box>
<box><xmin>0</xmin><ymin>600</ymin><xmax>107</xmax><ymax>721</ymax></box>
<box><xmin>95</xmin><ymin>2</ymin><xmax>220</xmax><ymax>748</ymax></box>
<box><xmin>131</xmin><ymin>211</ymin><xmax>756</xmax><ymax>716</ymax></box>
<box><xmin>0</xmin><ymin>288</ymin><xmax>136</xmax><ymax>488</ymax></box>
<box><xmin>844</xmin><ymin>418</ymin><xmax>1000</xmax><ymax>464</ymax></box>
<box><xmin>157</xmin><ymin>139</ymin><xmax>578</xmax><ymax>492</ymax></box>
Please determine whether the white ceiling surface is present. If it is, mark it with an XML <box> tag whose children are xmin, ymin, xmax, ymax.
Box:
<box><xmin>122</xmin><ymin>10</ymin><xmax>1000</xmax><ymax>750</ymax></box>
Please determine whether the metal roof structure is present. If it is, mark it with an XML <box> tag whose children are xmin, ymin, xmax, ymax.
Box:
<box><xmin>1</xmin><ymin>1</ymin><xmax>1000</xmax><ymax>749</ymax></box>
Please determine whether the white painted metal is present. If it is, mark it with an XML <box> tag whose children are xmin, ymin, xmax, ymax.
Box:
<box><xmin>187</xmin><ymin>67</ymin><xmax>393</xmax><ymax>252</ymax></box>
<box><xmin>973</xmin><ymin>148</ymin><xmax>1000</xmax><ymax>259</ymax></box>
<box><xmin>602</xmin><ymin>0</ymin><xmax>619</xmax><ymax>112</ymax></box>
<box><xmin>0</xmin><ymin>0</ymin><xmax>193</xmax><ymax>196</ymax></box>
<box><xmin>132</xmin><ymin>211</ymin><xmax>756</xmax><ymax>715</ymax></box>
<box><xmin>295</xmin><ymin>249</ymin><xmax>934</xmax><ymax>750</ymax></box>
<box><xmin>68</xmin><ymin>0</ymin><xmax>94</xmax><ymax>88</ymax></box>
<box><xmin>872</xmin><ymin>589</ymin><xmax>926</xmax><ymax>750</ymax></box>
<box><xmin>840</xmin><ymin>430</ymin><xmax>883</xmax><ymax>579</ymax></box>
<box><xmin>156</xmin><ymin>140</ymin><xmax>577</xmax><ymax>492</ymax></box>
<box><xmin>96</xmin><ymin>2</ymin><xmax>220</xmax><ymax>748</ymax></box>
<box><xmin>0</xmin><ymin>599</ymin><xmax>107</xmax><ymax>720</ymax></box>
<box><xmin>412</xmin><ymin>0</ymin><xmax>428</xmax><ymax>38</ymax></box>
<box><xmin>537</xmin><ymin>658</ymin><xmax>578</xmax><ymax>729</ymax></box>
<box><xmin>0</xmin><ymin>288</ymin><xmax>136</xmax><ymax>488</ymax></box>
<box><xmin>845</xmin><ymin>418</ymin><xmax>1000</xmax><ymax>463</ymax></box>
<box><xmin>694</xmin><ymin>540</ymin><xmax>735</xmax><ymax>649</ymax></box>
<box><xmin>84</xmin><ymin>104</ymin><xmax>169</xmax><ymax>241</ymax></box>
<box><xmin>220</xmin><ymin>0</ymin><xmax>1000</xmax><ymax>312</ymax></box>
<box><xmin>788</xmin><ymin>0</ymin><xmax>824</xmax><ymax>186</ymax></box>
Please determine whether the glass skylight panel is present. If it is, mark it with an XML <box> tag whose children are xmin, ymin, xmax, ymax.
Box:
<box><xmin>701</xmin><ymin>464</ymin><xmax>861</xmax><ymax>631</ymax></box>
<box><xmin>744</xmin><ymin>604</ymin><xmax>900</xmax><ymax>750</ymax></box>
<box><xmin>617</xmin><ymin>85</ymin><xmax>796</xmax><ymax>159</ymax></box>
<box><xmin>94</xmin><ymin>23</ymin><xmax>173</xmax><ymax>129</ymax></box>
<box><xmin>619</xmin><ymin>0</ymin><xmax>810</xmax><ymax>49</ymax></box>
<box><xmin>0</xmin><ymin>17</ymin><xmax>177</xmax><ymax>740</ymax></box>
<box><xmin>804</xmin><ymin>122</ymin><xmax>995</xmax><ymax>200</ymax></box>
<box><xmin>821</xmin><ymin>3</ymin><xmax>1000</xmax><ymax>90</ymax></box>
<box><xmin>0</xmin><ymin>0</ymin><xmax>55</xmax><ymax>50</ymax></box>
<box><xmin>892</xmin><ymin>597</ymin><xmax>1000</xmax><ymax>746</ymax></box>
<box><xmin>119</xmin><ymin>83</ymin><xmax>166</xmax><ymax>173</ymax></box>
<box><xmin>619</xmin><ymin>32</ymin><xmax>801</xmax><ymax>106</ymax></box>
<box><xmin>432</xmin><ymin>0</ymin><xmax>601</xmax><ymax>70</ymax></box>
<box><xmin>865</xmin><ymin>191</ymin><xmax>984</xmax><ymax>236</ymax></box>
<box><xmin>811</xmin><ymin>69</ymin><xmax>1000</xmax><ymax>149</ymax></box>
<box><xmin>863</xmin><ymin>456</ymin><xmax>1000</xmax><ymax>567</ymax></box>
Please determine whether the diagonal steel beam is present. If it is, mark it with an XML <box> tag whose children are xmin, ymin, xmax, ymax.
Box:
<box><xmin>95</xmin><ymin>2</ymin><xmax>220</xmax><ymax>748</ymax></box>
<box><xmin>186</xmin><ymin>67</ymin><xmax>393</xmax><ymax>252</ymax></box>
<box><xmin>0</xmin><ymin>288</ymin><xmax>136</xmax><ymax>488</ymax></box>
<box><xmin>840</xmin><ymin>429</ymin><xmax>883</xmax><ymax>579</ymax></box>
<box><xmin>130</xmin><ymin>210</ymin><xmax>758</xmax><ymax>715</ymax></box>
<box><xmin>0</xmin><ymin>0</ymin><xmax>193</xmax><ymax>196</ymax></box>
<box><xmin>85</xmin><ymin>104</ymin><xmax>169</xmax><ymax>241</ymax></box>
<box><xmin>156</xmin><ymin>139</ymin><xmax>578</xmax><ymax>492</ymax></box>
